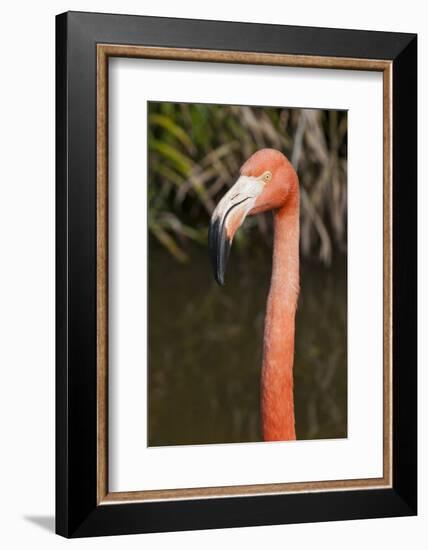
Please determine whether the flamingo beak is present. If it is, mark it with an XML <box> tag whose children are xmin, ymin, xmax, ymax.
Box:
<box><xmin>208</xmin><ymin>175</ymin><xmax>263</xmax><ymax>285</ymax></box>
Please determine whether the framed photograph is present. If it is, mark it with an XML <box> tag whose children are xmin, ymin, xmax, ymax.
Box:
<box><xmin>56</xmin><ymin>11</ymin><xmax>417</xmax><ymax>537</ymax></box>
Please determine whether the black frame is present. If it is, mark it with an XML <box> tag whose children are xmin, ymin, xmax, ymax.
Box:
<box><xmin>56</xmin><ymin>11</ymin><xmax>417</xmax><ymax>538</ymax></box>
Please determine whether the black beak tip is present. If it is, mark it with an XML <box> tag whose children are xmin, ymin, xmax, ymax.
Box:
<box><xmin>208</xmin><ymin>216</ymin><xmax>230</xmax><ymax>287</ymax></box>
<box><xmin>215</xmin><ymin>272</ymin><xmax>225</xmax><ymax>286</ymax></box>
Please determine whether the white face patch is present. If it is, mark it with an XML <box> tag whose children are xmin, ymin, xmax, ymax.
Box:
<box><xmin>231</xmin><ymin>175</ymin><xmax>265</xmax><ymax>198</ymax></box>
<box><xmin>211</xmin><ymin>175</ymin><xmax>264</xmax><ymax>225</ymax></box>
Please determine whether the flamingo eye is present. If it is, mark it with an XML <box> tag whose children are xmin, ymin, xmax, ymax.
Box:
<box><xmin>262</xmin><ymin>171</ymin><xmax>272</xmax><ymax>183</ymax></box>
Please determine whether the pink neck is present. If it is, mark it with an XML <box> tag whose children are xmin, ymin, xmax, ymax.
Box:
<box><xmin>261</xmin><ymin>191</ymin><xmax>300</xmax><ymax>441</ymax></box>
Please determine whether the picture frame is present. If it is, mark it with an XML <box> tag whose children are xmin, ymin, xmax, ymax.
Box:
<box><xmin>56</xmin><ymin>10</ymin><xmax>417</xmax><ymax>537</ymax></box>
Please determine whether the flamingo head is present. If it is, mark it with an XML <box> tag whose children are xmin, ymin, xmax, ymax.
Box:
<box><xmin>208</xmin><ymin>148</ymin><xmax>298</xmax><ymax>285</ymax></box>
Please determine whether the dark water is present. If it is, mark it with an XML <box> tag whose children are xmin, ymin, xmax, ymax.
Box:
<box><xmin>148</xmin><ymin>242</ymin><xmax>347</xmax><ymax>446</ymax></box>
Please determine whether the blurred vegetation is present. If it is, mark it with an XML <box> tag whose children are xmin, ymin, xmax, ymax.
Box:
<box><xmin>148</xmin><ymin>102</ymin><xmax>347</xmax><ymax>265</ymax></box>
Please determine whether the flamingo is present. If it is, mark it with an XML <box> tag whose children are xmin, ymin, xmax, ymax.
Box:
<box><xmin>209</xmin><ymin>149</ymin><xmax>299</xmax><ymax>441</ymax></box>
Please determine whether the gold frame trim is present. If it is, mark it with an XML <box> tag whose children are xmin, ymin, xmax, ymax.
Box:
<box><xmin>96</xmin><ymin>44</ymin><xmax>393</xmax><ymax>505</ymax></box>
